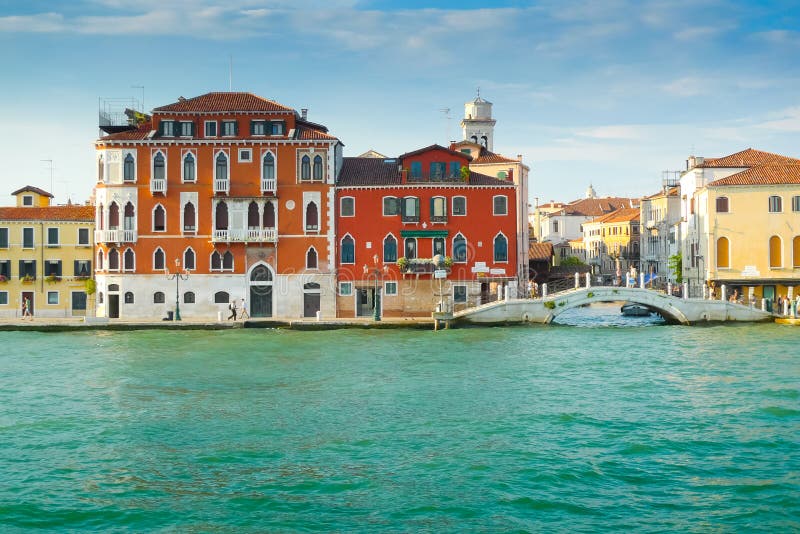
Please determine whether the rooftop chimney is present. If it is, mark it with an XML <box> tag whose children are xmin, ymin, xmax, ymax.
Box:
<box><xmin>301</xmin><ymin>108</ymin><xmax>308</xmax><ymax>120</ymax></box>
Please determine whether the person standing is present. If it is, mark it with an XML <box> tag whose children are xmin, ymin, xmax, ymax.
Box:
<box><xmin>240</xmin><ymin>297</ymin><xmax>249</xmax><ymax>320</ymax></box>
<box><xmin>227</xmin><ymin>299</ymin><xmax>237</xmax><ymax>321</ymax></box>
<box><xmin>22</xmin><ymin>297</ymin><xmax>32</xmax><ymax>320</ymax></box>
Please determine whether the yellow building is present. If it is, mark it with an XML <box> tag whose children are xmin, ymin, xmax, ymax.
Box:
<box><xmin>696</xmin><ymin>162</ymin><xmax>800</xmax><ymax>304</ymax></box>
<box><xmin>0</xmin><ymin>187</ymin><xmax>95</xmax><ymax>318</ymax></box>
<box><xmin>582</xmin><ymin>207</ymin><xmax>640</xmax><ymax>283</ymax></box>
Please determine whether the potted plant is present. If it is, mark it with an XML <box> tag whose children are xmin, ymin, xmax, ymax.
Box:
<box><xmin>45</xmin><ymin>274</ymin><xmax>62</xmax><ymax>284</ymax></box>
<box><xmin>0</xmin><ymin>275</ymin><xmax>7</xmax><ymax>283</ymax></box>
<box><xmin>22</xmin><ymin>275</ymin><xmax>35</xmax><ymax>284</ymax></box>
<box><xmin>444</xmin><ymin>256</ymin><xmax>453</xmax><ymax>269</ymax></box>
<box><xmin>396</xmin><ymin>257</ymin><xmax>409</xmax><ymax>273</ymax></box>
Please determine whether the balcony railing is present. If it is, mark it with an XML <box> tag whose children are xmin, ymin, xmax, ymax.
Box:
<box><xmin>95</xmin><ymin>229</ymin><xmax>137</xmax><ymax>243</ymax></box>
<box><xmin>401</xmin><ymin>214</ymin><xmax>419</xmax><ymax>223</ymax></box>
<box><xmin>261</xmin><ymin>178</ymin><xmax>276</xmax><ymax>195</ymax></box>
<box><xmin>406</xmin><ymin>172</ymin><xmax>464</xmax><ymax>183</ymax></box>
<box><xmin>212</xmin><ymin>227</ymin><xmax>277</xmax><ymax>243</ymax></box>
<box><xmin>150</xmin><ymin>178</ymin><xmax>166</xmax><ymax>194</ymax></box>
<box><xmin>215</xmin><ymin>178</ymin><xmax>230</xmax><ymax>194</ymax></box>
<box><xmin>430</xmin><ymin>215</ymin><xmax>448</xmax><ymax>223</ymax></box>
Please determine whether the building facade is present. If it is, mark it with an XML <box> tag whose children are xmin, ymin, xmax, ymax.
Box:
<box><xmin>639</xmin><ymin>186</ymin><xmax>680</xmax><ymax>286</ymax></box>
<box><xmin>335</xmin><ymin>145</ymin><xmax>518</xmax><ymax>317</ymax></box>
<box><xmin>582</xmin><ymin>207</ymin><xmax>641</xmax><ymax>284</ymax></box>
<box><xmin>0</xmin><ymin>187</ymin><xmax>94</xmax><ymax>318</ymax></box>
<box><xmin>94</xmin><ymin>92</ymin><xmax>342</xmax><ymax>319</ymax></box>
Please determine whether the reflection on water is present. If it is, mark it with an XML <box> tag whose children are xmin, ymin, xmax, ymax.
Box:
<box><xmin>552</xmin><ymin>302</ymin><xmax>666</xmax><ymax>327</ymax></box>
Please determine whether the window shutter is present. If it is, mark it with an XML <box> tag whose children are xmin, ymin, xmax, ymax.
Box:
<box><xmin>234</xmin><ymin>121</ymin><xmax>239</xmax><ymax>136</ymax></box>
<box><xmin>18</xmin><ymin>260</ymin><xmax>24</xmax><ymax>278</ymax></box>
<box><xmin>56</xmin><ymin>261</ymin><xmax>62</xmax><ymax>277</ymax></box>
<box><xmin>250</xmin><ymin>120</ymin><xmax>256</xmax><ymax>135</ymax></box>
<box><xmin>189</xmin><ymin>122</ymin><xmax>195</xmax><ymax>136</ymax></box>
<box><xmin>430</xmin><ymin>197</ymin><xmax>435</xmax><ymax>217</ymax></box>
<box><xmin>74</xmin><ymin>260</ymin><xmax>79</xmax><ymax>276</ymax></box>
<box><xmin>415</xmin><ymin>198</ymin><xmax>420</xmax><ymax>218</ymax></box>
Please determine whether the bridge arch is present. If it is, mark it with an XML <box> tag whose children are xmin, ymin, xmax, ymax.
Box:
<box><xmin>544</xmin><ymin>287</ymin><xmax>689</xmax><ymax>325</ymax></box>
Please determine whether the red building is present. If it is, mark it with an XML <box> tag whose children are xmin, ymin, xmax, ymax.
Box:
<box><xmin>335</xmin><ymin>144</ymin><xmax>519</xmax><ymax>317</ymax></box>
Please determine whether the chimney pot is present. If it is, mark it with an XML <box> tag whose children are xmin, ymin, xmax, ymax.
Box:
<box><xmin>301</xmin><ymin>108</ymin><xmax>308</xmax><ymax>120</ymax></box>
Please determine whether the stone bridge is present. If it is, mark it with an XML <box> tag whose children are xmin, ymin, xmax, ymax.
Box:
<box><xmin>452</xmin><ymin>286</ymin><xmax>774</xmax><ymax>326</ymax></box>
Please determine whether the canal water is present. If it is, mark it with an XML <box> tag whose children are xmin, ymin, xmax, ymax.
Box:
<box><xmin>1</xmin><ymin>307</ymin><xmax>798</xmax><ymax>531</ymax></box>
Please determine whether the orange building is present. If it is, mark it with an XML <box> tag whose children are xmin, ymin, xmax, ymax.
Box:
<box><xmin>335</xmin><ymin>145</ymin><xmax>519</xmax><ymax>317</ymax></box>
<box><xmin>94</xmin><ymin>92</ymin><xmax>342</xmax><ymax>319</ymax></box>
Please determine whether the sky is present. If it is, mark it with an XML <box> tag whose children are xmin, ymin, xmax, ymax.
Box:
<box><xmin>1</xmin><ymin>0</ymin><xmax>799</xmax><ymax>206</ymax></box>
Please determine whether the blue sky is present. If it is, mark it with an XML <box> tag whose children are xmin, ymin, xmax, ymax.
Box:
<box><xmin>1</xmin><ymin>0</ymin><xmax>799</xmax><ymax>205</ymax></box>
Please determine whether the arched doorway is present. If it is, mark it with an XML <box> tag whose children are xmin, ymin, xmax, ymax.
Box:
<box><xmin>249</xmin><ymin>263</ymin><xmax>273</xmax><ymax>317</ymax></box>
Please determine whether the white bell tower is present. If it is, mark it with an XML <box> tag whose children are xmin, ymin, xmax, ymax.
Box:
<box><xmin>460</xmin><ymin>88</ymin><xmax>496</xmax><ymax>151</ymax></box>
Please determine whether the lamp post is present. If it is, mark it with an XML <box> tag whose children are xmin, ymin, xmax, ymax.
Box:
<box><xmin>165</xmin><ymin>258</ymin><xmax>189</xmax><ymax>321</ymax></box>
<box><xmin>363</xmin><ymin>254</ymin><xmax>388</xmax><ymax>321</ymax></box>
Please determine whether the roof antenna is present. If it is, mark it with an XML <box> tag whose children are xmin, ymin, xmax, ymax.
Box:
<box><xmin>439</xmin><ymin>108</ymin><xmax>451</xmax><ymax>145</ymax></box>
<box><xmin>229</xmin><ymin>54</ymin><xmax>233</xmax><ymax>91</ymax></box>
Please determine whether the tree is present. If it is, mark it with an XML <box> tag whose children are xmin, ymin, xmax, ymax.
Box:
<box><xmin>561</xmin><ymin>256</ymin><xmax>586</xmax><ymax>267</ymax></box>
<box><xmin>668</xmin><ymin>252</ymin><xmax>683</xmax><ymax>283</ymax></box>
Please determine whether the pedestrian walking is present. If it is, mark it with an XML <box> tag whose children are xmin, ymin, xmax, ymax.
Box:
<box><xmin>22</xmin><ymin>297</ymin><xmax>32</xmax><ymax>320</ymax></box>
<box><xmin>240</xmin><ymin>298</ymin><xmax>249</xmax><ymax>320</ymax></box>
<box><xmin>227</xmin><ymin>300</ymin><xmax>237</xmax><ymax>321</ymax></box>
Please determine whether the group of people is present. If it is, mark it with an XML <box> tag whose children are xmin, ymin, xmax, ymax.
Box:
<box><xmin>227</xmin><ymin>298</ymin><xmax>250</xmax><ymax>321</ymax></box>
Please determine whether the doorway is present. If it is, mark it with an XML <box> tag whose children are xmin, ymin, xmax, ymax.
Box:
<box><xmin>356</xmin><ymin>287</ymin><xmax>375</xmax><ymax>317</ymax></box>
<box><xmin>249</xmin><ymin>263</ymin><xmax>274</xmax><ymax>317</ymax></box>
<box><xmin>21</xmin><ymin>291</ymin><xmax>34</xmax><ymax>316</ymax></box>
<box><xmin>303</xmin><ymin>283</ymin><xmax>321</xmax><ymax>318</ymax></box>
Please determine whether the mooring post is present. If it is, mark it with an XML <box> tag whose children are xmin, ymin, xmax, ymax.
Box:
<box><xmin>683</xmin><ymin>282</ymin><xmax>689</xmax><ymax>299</ymax></box>
<box><xmin>762</xmin><ymin>298</ymin><xmax>767</xmax><ymax>311</ymax></box>
<box><xmin>640</xmin><ymin>273</ymin><xmax>645</xmax><ymax>289</ymax></box>
<box><xmin>585</xmin><ymin>272</ymin><xmax>591</xmax><ymax>287</ymax></box>
<box><xmin>667</xmin><ymin>282</ymin><xmax>672</xmax><ymax>296</ymax></box>
<box><xmin>702</xmin><ymin>284</ymin><xmax>708</xmax><ymax>299</ymax></box>
<box><xmin>749</xmin><ymin>287</ymin><xmax>755</xmax><ymax>307</ymax></box>
<box><xmin>721</xmin><ymin>284</ymin><xmax>727</xmax><ymax>302</ymax></box>
<box><xmin>542</xmin><ymin>283</ymin><xmax>548</xmax><ymax>299</ymax></box>
<box><xmin>574</xmin><ymin>272</ymin><xmax>580</xmax><ymax>289</ymax></box>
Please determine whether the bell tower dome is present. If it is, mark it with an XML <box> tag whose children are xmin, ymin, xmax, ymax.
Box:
<box><xmin>460</xmin><ymin>89</ymin><xmax>496</xmax><ymax>151</ymax></box>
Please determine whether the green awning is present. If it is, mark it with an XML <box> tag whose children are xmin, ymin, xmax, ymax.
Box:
<box><xmin>400</xmin><ymin>230</ymin><xmax>449</xmax><ymax>238</ymax></box>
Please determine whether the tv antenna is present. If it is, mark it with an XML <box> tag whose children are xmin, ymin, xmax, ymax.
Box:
<box><xmin>440</xmin><ymin>107</ymin><xmax>451</xmax><ymax>145</ymax></box>
<box><xmin>131</xmin><ymin>85</ymin><xmax>144</xmax><ymax>111</ymax></box>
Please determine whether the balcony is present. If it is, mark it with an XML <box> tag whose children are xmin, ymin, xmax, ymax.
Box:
<box><xmin>430</xmin><ymin>215</ymin><xmax>448</xmax><ymax>224</ymax></box>
<box><xmin>150</xmin><ymin>178</ymin><xmax>166</xmax><ymax>194</ymax></box>
<box><xmin>212</xmin><ymin>227</ymin><xmax>277</xmax><ymax>243</ymax></box>
<box><xmin>401</xmin><ymin>214</ymin><xmax>419</xmax><ymax>223</ymax></box>
<box><xmin>95</xmin><ymin>229</ymin><xmax>137</xmax><ymax>244</ymax></box>
<box><xmin>261</xmin><ymin>178</ymin><xmax>276</xmax><ymax>195</ymax></box>
<box><xmin>406</xmin><ymin>171</ymin><xmax>464</xmax><ymax>183</ymax></box>
<box><xmin>214</xmin><ymin>178</ymin><xmax>230</xmax><ymax>195</ymax></box>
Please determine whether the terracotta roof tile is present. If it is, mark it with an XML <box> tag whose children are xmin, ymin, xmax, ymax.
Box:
<box><xmin>528</xmin><ymin>242</ymin><xmax>554</xmax><ymax>261</ymax></box>
<box><xmin>707</xmin><ymin>163</ymin><xmax>800</xmax><ymax>186</ymax></box>
<box><xmin>590</xmin><ymin>207</ymin><xmax>640</xmax><ymax>224</ymax></box>
<box><xmin>695</xmin><ymin>148</ymin><xmax>800</xmax><ymax>168</ymax></box>
<box><xmin>398</xmin><ymin>144</ymin><xmax>472</xmax><ymax>162</ymax></box>
<box><xmin>153</xmin><ymin>92</ymin><xmax>294</xmax><ymax>113</ymax></box>
<box><xmin>560</xmin><ymin>197</ymin><xmax>636</xmax><ymax>216</ymax></box>
<box><xmin>99</xmin><ymin>127</ymin><xmax>153</xmax><ymax>141</ymax></box>
<box><xmin>0</xmin><ymin>205</ymin><xmax>94</xmax><ymax>221</ymax></box>
<box><xmin>296</xmin><ymin>125</ymin><xmax>338</xmax><ymax>141</ymax></box>
<box><xmin>11</xmin><ymin>185</ymin><xmax>53</xmax><ymax>197</ymax></box>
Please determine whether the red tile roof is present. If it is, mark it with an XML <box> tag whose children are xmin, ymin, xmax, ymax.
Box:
<box><xmin>398</xmin><ymin>144</ymin><xmax>472</xmax><ymax>162</ymax></box>
<box><xmin>528</xmin><ymin>242</ymin><xmax>554</xmax><ymax>261</ymax></box>
<box><xmin>560</xmin><ymin>197</ymin><xmax>636</xmax><ymax>216</ymax></box>
<box><xmin>590</xmin><ymin>207</ymin><xmax>640</xmax><ymax>224</ymax></box>
<box><xmin>707</xmin><ymin>163</ymin><xmax>800</xmax><ymax>186</ymax></box>
<box><xmin>695</xmin><ymin>148</ymin><xmax>800</xmax><ymax>168</ymax></box>
<box><xmin>153</xmin><ymin>92</ymin><xmax>295</xmax><ymax>113</ymax></box>
<box><xmin>99</xmin><ymin>127</ymin><xmax>153</xmax><ymax>141</ymax></box>
<box><xmin>0</xmin><ymin>205</ymin><xmax>94</xmax><ymax>221</ymax></box>
<box><xmin>11</xmin><ymin>186</ymin><xmax>53</xmax><ymax>198</ymax></box>
<box><xmin>337</xmin><ymin>157</ymin><xmax>514</xmax><ymax>187</ymax></box>
<box><xmin>296</xmin><ymin>125</ymin><xmax>338</xmax><ymax>141</ymax></box>
<box><xmin>472</xmin><ymin>149</ymin><xmax>519</xmax><ymax>164</ymax></box>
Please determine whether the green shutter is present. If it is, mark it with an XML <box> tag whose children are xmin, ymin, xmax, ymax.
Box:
<box><xmin>250</xmin><ymin>120</ymin><xmax>256</xmax><ymax>135</ymax></box>
<box><xmin>430</xmin><ymin>197</ymin><xmax>435</xmax><ymax>217</ymax></box>
<box><xmin>74</xmin><ymin>260</ymin><xmax>79</xmax><ymax>276</ymax></box>
<box><xmin>18</xmin><ymin>260</ymin><xmax>23</xmax><ymax>278</ymax></box>
<box><xmin>415</xmin><ymin>198</ymin><xmax>420</xmax><ymax>218</ymax></box>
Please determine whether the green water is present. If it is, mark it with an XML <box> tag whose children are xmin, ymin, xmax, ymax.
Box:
<box><xmin>1</xmin><ymin>314</ymin><xmax>799</xmax><ymax>531</ymax></box>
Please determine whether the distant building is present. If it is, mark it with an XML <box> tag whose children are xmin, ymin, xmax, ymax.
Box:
<box><xmin>582</xmin><ymin>207</ymin><xmax>640</xmax><ymax>283</ymax></box>
<box><xmin>639</xmin><ymin>186</ymin><xmax>680</xmax><ymax>286</ymax></box>
<box><xmin>0</xmin><ymin>187</ymin><xmax>94</xmax><ymax>318</ymax></box>
<box><xmin>528</xmin><ymin>241</ymin><xmax>553</xmax><ymax>285</ymax></box>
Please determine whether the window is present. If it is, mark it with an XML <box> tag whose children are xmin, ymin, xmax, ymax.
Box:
<box><xmin>46</xmin><ymin>228</ymin><xmax>59</xmax><ymax>246</ymax></box>
<box><xmin>108</xmin><ymin>202</ymin><xmax>120</xmax><ymax>229</ymax></box>
<box><xmin>23</xmin><ymin>228</ymin><xmax>34</xmax><ymax>248</ymax></box>
<box><xmin>153</xmin><ymin>248</ymin><xmax>165</xmax><ymax>271</ymax></box>
<box><xmin>383</xmin><ymin>234</ymin><xmax>397</xmax><ymax>263</ymax></box>
<box><xmin>153</xmin><ymin>152</ymin><xmax>165</xmax><ymax>181</ymax></box>
<box><xmin>716</xmin><ymin>237</ymin><xmax>730</xmax><ymax>268</ymax></box>
<box><xmin>341</xmin><ymin>235</ymin><xmax>355</xmax><ymax>264</ymax></box>
<box><xmin>431</xmin><ymin>197</ymin><xmax>447</xmax><ymax>221</ymax></box>
<box><xmin>314</xmin><ymin>154</ymin><xmax>324</xmax><ymax>180</ymax></box>
<box><xmin>769</xmin><ymin>236</ymin><xmax>782</xmax><ymax>268</ymax></box>
<box><xmin>339</xmin><ymin>282</ymin><xmax>353</xmax><ymax>296</ymax></box>
<box><xmin>493</xmin><ymin>195</ymin><xmax>508</xmax><ymax>215</ymax></box>
<box><xmin>123</xmin><ymin>153</ymin><xmax>135</xmax><ymax>182</ymax></box>
<box><xmin>183</xmin><ymin>202</ymin><xmax>196</xmax><ymax>233</ymax></box>
<box><xmin>305</xmin><ymin>202</ymin><xmax>319</xmax><ymax>232</ymax></box>
<box><xmin>153</xmin><ymin>205</ymin><xmax>166</xmax><ymax>232</ymax></box>
<box><xmin>23</xmin><ymin>195</ymin><xmax>33</xmax><ymax>206</ymax></box>
<box><xmin>78</xmin><ymin>228</ymin><xmax>90</xmax><ymax>246</ymax></box>
<box><xmin>74</xmin><ymin>260</ymin><xmax>91</xmax><ymax>277</ymax></box>
<box><xmin>239</xmin><ymin>149</ymin><xmax>252</xmax><ymax>162</ymax></box>
<box><xmin>124</xmin><ymin>291</ymin><xmax>134</xmax><ymax>304</ymax></box>
<box><xmin>385</xmin><ymin>281</ymin><xmax>398</xmax><ymax>296</ymax></box>
<box><xmin>716</xmin><ymin>197</ymin><xmax>729</xmax><ymax>213</ymax></box>
<box><xmin>452</xmin><ymin>196</ymin><xmax>466</xmax><ymax>216</ymax></box>
<box><xmin>402</xmin><ymin>197</ymin><xmax>420</xmax><ymax>222</ymax></box>
<box><xmin>341</xmin><ymin>197</ymin><xmax>355</xmax><ymax>217</ymax></box>
<box><xmin>205</xmin><ymin>121</ymin><xmax>217</xmax><ymax>137</ymax></box>
<box><xmin>794</xmin><ymin>236</ymin><xmax>800</xmax><ymax>268</ymax></box>
<box><xmin>263</xmin><ymin>202</ymin><xmax>276</xmax><ymax>228</ymax></box>
<box><xmin>383</xmin><ymin>196</ymin><xmax>399</xmax><ymax>216</ymax></box>
<box><xmin>47</xmin><ymin>291</ymin><xmax>59</xmax><ymax>305</ymax></box>
<box><xmin>215</xmin><ymin>201</ymin><xmax>229</xmax><ymax>230</ymax></box>
<box><xmin>211</xmin><ymin>251</ymin><xmax>221</xmax><ymax>271</ymax></box>
<box><xmin>453</xmin><ymin>234</ymin><xmax>467</xmax><ymax>263</ymax></box>
<box><xmin>0</xmin><ymin>260</ymin><xmax>10</xmax><ymax>279</ymax></box>
<box><xmin>179</xmin><ymin>121</ymin><xmax>194</xmax><ymax>137</ymax></box>
<box><xmin>184</xmin><ymin>292</ymin><xmax>195</xmax><ymax>304</ymax></box>
<box><xmin>306</xmin><ymin>248</ymin><xmax>318</xmax><ymax>269</ymax></box>
<box><xmin>404</xmin><ymin>238</ymin><xmax>417</xmax><ymax>260</ymax></box>
<box><xmin>251</xmin><ymin>120</ymin><xmax>267</xmax><ymax>136</ymax></box>
<box><xmin>221</xmin><ymin>120</ymin><xmax>237</xmax><ymax>137</ymax></box>
<box><xmin>430</xmin><ymin>162</ymin><xmax>446</xmax><ymax>180</ymax></box>
<box><xmin>454</xmin><ymin>285</ymin><xmax>467</xmax><ymax>303</ymax></box>
<box><xmin>0</xmin><ymin>228</ymin><xmax>7</xmax><ymax>248</ymax></box>
<box><xmin>215</xmin><ymin>153</ymin><xmax>228</xmax><ymax>181</ymax></box>
<box><xmin>160</xmin><ymin>120</ymin><xmax>175</xmax><ymax>137</ymax></box>
<box><xmin>19</xmin><ymin>260</ymin><xmax>36</xmax><ymax>279</ymax></box>
<box><xmin>123</xmin><ymin>248</ymin><xmax>135</xmax><ymax>272</ymax></box>
<box><xmin>0</xmin><ymin>292</ymin><xmax>7</xmax><ymax>305</ymax></box>
<box><xmin>433</xmin><ymin>237</ymin><xmax>445</xmax><ymax>257</ymax></box>
<box><xmin>449</xmin><ymin>161</ymin><xmax>461</xmax><ymax>179</ymax></box>
<box><xmin>183</xmin><ymin>153</ymin><xmax>196</xmax><ymax>182</ymax></box>
<box><xmin>553</xmin><ymin>220</ymin><xmax>559</xmax><ymax>233</ymax></box>
<box><xmin>210</xmin><ymin>291</ymin><xmax>228</xmax><ymax>304</ymax></box>
<box><xmin>123</xmin><ymin>202</ymin><xmax>135</xmax><ymax>231</ymax></box>
<box><xmin>263</xmin><ymin>153</ymin><xmax>275</xmax><ymax>182</ymax></box>
<box><xmin>222</xmin><ymin>251</ymin><xmax>233</xmax><ymax>270</ymax></box>
<box><xmin>497</xmin><ymin>171</ymin><xmax>507</xmax><ymax>179</ymax></box>
<box><xmin>301</xmin><ymin>155</ymin><xmax>311</xmax><ymax>180</ymax></box>
<box><xmin>184</xmin><ymin>248</ymin><xmax>195</xmax><ymax>271</ymax></box>
<box><xmin>494</xmin><ymin>234</ymin><xmax>508</xmax><ymax>262</ymax></box>
<box><xmin>154</xmin><ymin>291</ymin><xmax>165</xmax><ymax>304</ymax></box>
<box><xmin>410</xmin><ymin>161</ymin><xmax>422</xmax><ymax>179</ymax></box>
<box><xmin>271</xmin><ymin>121</ymin><xmax>284</xmax><ymax>135</ymax></box>
<box><xmin>45</xmin><ymin>260</ymin><xmax>61</xmax><ymax>277</ymax></box>
<box><xmin>793</xmin><ymin>196</ymin><xmax>800</xmax><ymax>212</ymax></box>
<box><xmin>97</xmin><ymin>250</ymin><xmax>104</xmax><ymax>270</ymax></box>
<box><xmin>769</xmin><ymin>195</ymin><xmax>782</xmax><ymax>213</ymax></box>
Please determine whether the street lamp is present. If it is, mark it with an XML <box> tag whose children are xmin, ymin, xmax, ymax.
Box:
<box><xmin>165</xmin><ymin>258</ymin><xmax>189</xmax><ymax>321</ymax></box>
<box><xmin>363</xmin><ymin>253</ymin><xmax>388</xmax><ymax>321</ymax></box>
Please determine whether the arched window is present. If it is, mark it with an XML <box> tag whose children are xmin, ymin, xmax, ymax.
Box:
<box><xmin>153</xmin><ymin>247</ymin><xmax>165</xmax><ymax>271</ymax></box>
<box><xmin>153</xmin><ymin>152</ymin><xmax>165</xmax><ymax>180</ymax></box>
<box><xmin>108</xmin><ymin>248</ymin><xmax>119</xmax><ymax>270</ymax></box>
<box><xmin>123</xmin><ymin>248</ymin><xmax>135</xmax><ymax>271</ymax></box>
<box><xmin>306</xmin><ymin>247</ymin><xmax>318</xmax><ymax>269</ymax></box>
<box><xmin>98</xmin><ymin>249</ymin><xmax>104</xmax><ymax>270</ymax></box>
<box><xmin>716</xmin><ymin>197</ymin><xmax>729</xmax><ymax>213</ymax></box>
<box><xmin>216</xmin><ymin>152</ymin><xmax>228</xmax><ymax>181</ymax></box>
<box><xmin>248</xmin><ymin>201</ymin><xmax>259</xmax><ymax>228</ymax></box>
<box><xmin>341</xmin><ymin>235</ymin><xmax>355</xmax><ymax>264</ymax></box>
<box><xmin>263</xmin><ymin>201</ymin><xmax>275</xmax><ymax>228</ymax></box>
<box><xmin>794</xmin><ymin>236</ymin><xmax>800</xmax><ymax>268</ymax></box>
<box><xmin>383</xmin><ymin>234</ymin><xmax>397</xmax><ymax>263</ymax></box>
<box><xmin>313</xmin><ymin>155</ymin><xmax>323</xmax><ymax>180</ymax></box>
<box><xmin>98</xmin><ymin>203</ymin><xmax>104</xmax><ymax>230</ymax></box>
<box><xmin>184</xmin><ymin>248</ymin><xmax>195</xmax><ymax>271</ymax></box>
<box><xmin>223</xmin><ymin>251</ymin><xmax>234</xmax><ymax>270</ymax></box>
<box><xmin>404</xmin><ymin>237</ymin><xmax>417</xmax><ymax>260</ymax></box>
<box><xmin>301</xmin><ymin>155</ymin><xmax>311</xmax><ymax>180</ymax></box>
<box><xmin>183</xmin><ymin>291</ymin><xmax>195</xmax><ymax>304</ymax></box>
<box><xmin>153</xmin><ymin>291</ymin><xmax>165</xmax><ymax>304</ymax></box>
<box><xmin>251</xmin><ymin>264</ymin><xmax>273</xmax><ymax>282</ymax></box>
<box><xmin>769</xmin><ymin>236</ymin><xmax>782</xmax><ymax>268</ymax></box>
<box><xmin>124</xmin><ymin>291</ymin><xmax>134</xmax><ymax>304</ymax></box>
<box><xmin>453</xmin><ymin>234</ymin><xmax>467</xmax><ymax>263</ymax></box>
<box><xmin>123</xmin><ymin>153</ymin><xmax>135</xmax><ymax>182</ymax></box>
<box><xmin>262</xmin><ymin>152</ymin><xmax>275</xmax><ymax>181</ymax></box>
<box><xmin>716</xmin><ymin>237</ymin><xmax>730</xmax><ymax>268</ymax></box>
<box><xmin>109</xmin><ymin>202</ymin><xmax>120</xmax><ymax>229</ymax></box>
<box><xmin>123</xmin><ymin>202</ymin><xmax>135</xmax><ymax>231</ymax></box>
<box><xmin>211</xmin><ymin>251</ymin><xmax>222</xmax><ymax>271</ymax></box>
<box><xmin>305</xmin><ymin>201</ymin><xmax>318</xmax><ymax>232</ymax></box>
<box><xmin>215</xmin><ymin>201</ymin><xmax>228</xmax><ymax>230</ymax></box>
<box><xmin>214</xmin><ymin>291</ymin><xmax>229</xmax><ymax>304</ymax></box>
<box><xmin>494</xmin><ymin>234</ymin><xmax>508</xmax><ymax>262</ymax></box>
<box><xmin>184</xmin><ymin>202</ymin><xmax>196</xmax><ymax>232</ymax></box>
<box><xmin>183</xmin><ymin>152</ymin><xmax>195</xmax><ymax>182</ymax></box>
<box><xmin>153</xmin><ymin>204</ymin><xmax>166</xmax><ymax>232</ymax></box>
<box><xmin>470</xmin><ymin>135</ymin><xmax>478</xmax><ymax>144</ymax></box>
<box><xmin>768</xmin><ymin>195</ymin><xmax>782</xmax><ymax>213</ymax></box>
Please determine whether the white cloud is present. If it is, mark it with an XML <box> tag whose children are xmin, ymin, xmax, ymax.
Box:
<box><xmin>661</xmin><ymin>76</ymin><xmax>708</xmax><ymax>97</ymax></box>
